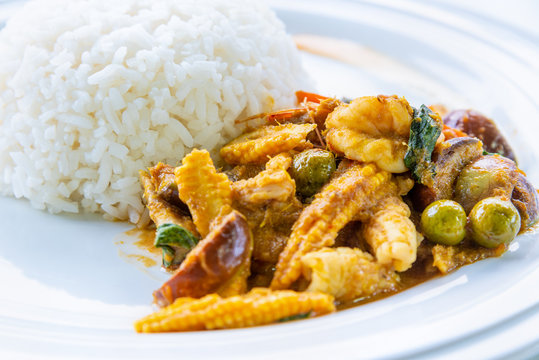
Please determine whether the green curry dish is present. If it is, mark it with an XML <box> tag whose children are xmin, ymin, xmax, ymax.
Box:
<box><xmin>404</xmin><ymin>105</ymin><xmax>442</xmax><ymax>185</ymax></box>
<box><xmin>154</xmin><ymin>223</ymin><xmax>199</xmax><ymax>268</ymax></box>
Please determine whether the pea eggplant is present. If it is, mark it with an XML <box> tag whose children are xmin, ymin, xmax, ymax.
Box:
<box><xmin>421</xmin><ymin>200</ymin><xmax>467</xmax><ymax>246</ymax></box>
<box><xmin>290</xmin><ymin>149</ymin><xmax>336</xmax><ymax>198</ymax></box>
<box><xmin>469</xmin><ymin>197</ymin><xmax>521</xmax><ymax>248</ymax></box>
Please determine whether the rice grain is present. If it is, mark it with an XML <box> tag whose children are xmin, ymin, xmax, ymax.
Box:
<box><xmin>0</xmin><ymin>0</ymin><xmax>311</xmax><ymax>223</ymax></box>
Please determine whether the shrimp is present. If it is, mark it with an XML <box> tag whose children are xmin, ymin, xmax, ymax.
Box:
<box><xmin>326</xmin><ymin>95</ymin><xmax>414</xmax><ymax>173</ymax></box>
<box><xmin>326</xmin><ymin>95</ymin><xmax>413</xmax><ymax>137</ymax></box>
<box><xmin>326</xmin><ymin>127</ymin><xmax>408</xmax><ymax>173</ymax></box>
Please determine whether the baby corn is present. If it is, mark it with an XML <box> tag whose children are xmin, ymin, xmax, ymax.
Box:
<box><xmin>175</xmin><ymin>149</ymin><xmax>233</xmax><ymax>237</ymax></box>
<box><xmin>220</xmin><ymin>123</ymin><xmax>316</xmax><ymax>165</ymax></box>
<box><xmin>135</xmin><ymin>288</ymin><xmax>335</xmax><ymax>332</ymax></box>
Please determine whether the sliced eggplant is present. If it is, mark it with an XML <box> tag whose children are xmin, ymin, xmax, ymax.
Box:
<box><xmin>511</xmin><ymin>173</ymin><xmax>539</xmax><ymax>230</ymax></box>
<box><xmin>454</xmin><ymin>155</ymin><xmax>519</xmax><ymax>213</ymax></box>
<box><xmin>153</xmin><ymin>210</ymin><xmax>252</xmax><ymax>307</ymax></box>
<box><xmin>443</xmin><ymin>109</ymin><xmax>516</xmax><ymax>162</ymax></box>
<box><xmin>410</xmin><ymin>137</ymin><xmax>483</xmax><ymax>211</ymax></box>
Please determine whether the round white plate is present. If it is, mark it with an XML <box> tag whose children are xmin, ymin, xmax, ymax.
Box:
<box><xmin>1</xmin><ymin>0</ymin><xmax>539</xmax><ymax>359</ymax></box>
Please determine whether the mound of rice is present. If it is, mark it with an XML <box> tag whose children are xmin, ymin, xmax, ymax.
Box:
<box><xmin>0</xmin><ymin>0</ymin><xmax>310</xmax><ymax>223</ymax></box>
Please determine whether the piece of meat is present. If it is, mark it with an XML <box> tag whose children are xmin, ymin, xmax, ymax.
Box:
<box><xmin>229</xmin><ymin>153</ymin><xmax>303</xmax><ymax>264</ymax></box>
<box><xmin>311</xmin><ymin>97</ymin><xmax>340</xmax><ymax>131</ymax></box>
<box><xmin>235</xmin><ymin>197</ymin><xmax>304</xmax><ymax>264</ymax></box>
<box><xmin>147</xmin><ymin>163</ymin><xmax>183</xmax><ymax>208</ymax></box>
<box><xmin>225</xmin><ymin>164</ymin><xmax>265</xmax><ymax>182</ymax></box>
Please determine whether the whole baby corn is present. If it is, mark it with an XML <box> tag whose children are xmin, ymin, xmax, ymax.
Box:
<box><xmin>220</xmin><ymin>123</ymin><xmax>316</xmax><ymax>165</ymax></box>
<box><xmin>175</xmin><ymin>149</ymin><xmax>233</xmax><ymax>237</ymax></box>
<box><xmin>135</xmin><ymin>288</ymin><xmax>335</xmax><ymax>332</ymax></box>
<box><xmin>271</xmin><ymin>161</ymin><xmax>392</xmax><ymax>290</ymax></box>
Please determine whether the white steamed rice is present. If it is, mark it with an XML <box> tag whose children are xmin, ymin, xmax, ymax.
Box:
<box><xmin>0</xmin><ymin>0</ymin><xmax>310</xmax><ymax>223</ymax></box>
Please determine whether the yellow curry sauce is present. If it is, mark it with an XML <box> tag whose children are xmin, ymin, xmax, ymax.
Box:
<box><xmin>132</xmin><ymin>91</ymin><xmax>538</xmax><ymax>332</ymax></box>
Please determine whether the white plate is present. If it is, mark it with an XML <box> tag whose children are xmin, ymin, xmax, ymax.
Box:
<box><xmin>1</xmin><ymin>0</ymin><xmax>539</xmax><ymax>359</ymax></box>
